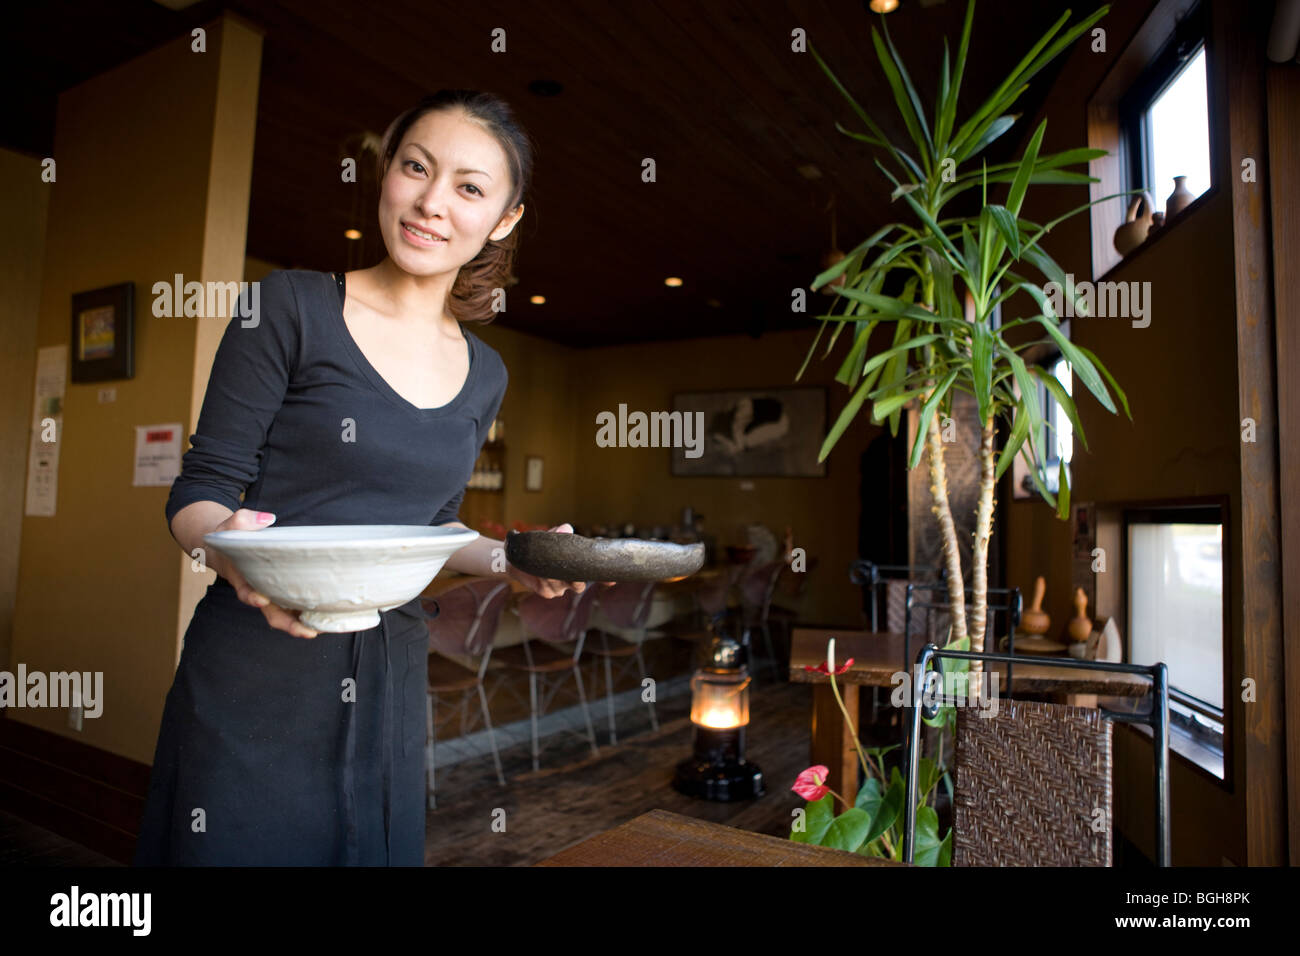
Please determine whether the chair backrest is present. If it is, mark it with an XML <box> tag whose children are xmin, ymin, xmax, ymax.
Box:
<box><xmin>516</xmin><ymin>589</ymin><xmax>576</xmax><ymax>644</ymax></box>
<box><xmin>422</xmin><ymin>580</ymin><xmax>510</xmax><ymax>658</ymax></box>
<box><xmin>517</xmin><ymin>584</ymin><xmax>596</xmax><ymax>645</ymax></box>
<box><xmin>738</xmin><ymin>559</ymin><xmax>785</xmax><ymax>622</ymax></box>
<box><xmin>595</xmin><ymin>580</ymin><xmax>657</xmax><ymax>629</ymax></box>
<box><xmin>695</xmin><ymin>568</ymin><xmax>739</xmax><ymax>617</ymax></box>
<box><xmin>568</xmin><ymin>584</ymin><xmax>598</xmax><ymax>641</ymax></box>
<box><xmin>776</xmin><ymin>554</ymin><xmax>818</xmax><ymax>600</ymax></box>
<box><xmin>904</xmin><ymin>582</ymin><xmax>1023</xmax><ymax>647</ymax></box>
<box><xmin>885</xmin><ymin>578</ymin><xmax>929</xmax><ymax>638</ymax></box>
<box><xmin>953</xmin><ymin>698</ymin><xmax>1113</xmax><ymax>866</ymax></box>
<box><xmin>849</xmin><ymin>561</ymin><xmax>939</xmax><ymax>631</ymax></box>
<box><xmin>901</xmin><ymin>643</ymin><xmax>1170</xmax><ymax>867</ymax></box>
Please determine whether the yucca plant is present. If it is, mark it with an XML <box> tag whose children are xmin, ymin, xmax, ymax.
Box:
<box><xmin>799</xmin><ymin>0</ymin><xmax>1132</xmax><ymax>681</ymax></box>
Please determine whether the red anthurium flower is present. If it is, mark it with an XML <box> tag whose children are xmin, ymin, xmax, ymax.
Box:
<box><xmin>792</xmin><ymin>765</ymin><xmax>830</xmax><ymax>801</ymax></box>
<box><xmin>802</xmin><ymin>658</ymin><xmax>855</xmax><ymax>676</ymax></box>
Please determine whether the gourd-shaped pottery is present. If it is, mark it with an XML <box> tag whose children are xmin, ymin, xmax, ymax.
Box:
<box><xmin>1113</xmin><ymin>192</ymin><xmax>1154</xmax><ymax>255</ymax></box>
<box><xmin>1068</xmin><ymin>587</ymin><xmax>1093</xmax><ymax>643</ymax></box>
<box><xmin>1021</xmin><ymin>576</ymin><xmax>1050</xmax><ymax>635</ymax></box>
<box><xmin>1166</xmin><ymin>175</ymin><xmax>1194</xmax><ymax>219</ymax></box>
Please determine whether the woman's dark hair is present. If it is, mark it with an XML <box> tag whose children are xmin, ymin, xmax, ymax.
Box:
<box><xmin>377</xmin><ymin>89</ymin><xmax>533</xmax><ymax>324</ymax></box>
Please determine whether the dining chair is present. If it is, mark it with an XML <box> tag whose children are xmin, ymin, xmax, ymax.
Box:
<box><xmin>736</xmin><ymin>559</ymin><xmax>787</xmax><ymax>681</ymax></box>
<box><xmin>587</xmin><ymin>580</ymin><xmax>660</xmax><ymax>744</ymax></box>
<box><xmin>494</xmin><ymin>585</ymin><xmax>600</xmax><ymax>771</ymax></box>
<box><xmin>420</xmin><ymin>579</ymin><xmax>511</xmax><ymax>810</ymax></box>
<box><xmin>901</xmin><ymin>643</ymin><xmax>1171</xmax><ymax>866</ymax></box>
<box><xmin>848</xmin><ymin>560</ymin><xmax>940</xmax><ymax>633</ymax></box>
<box><xmin>848</xmin><ymin>560</ymin><xmax>939</xmax><ymax>724</ymax></box>
<box><xmin>766</xmin><ymin>554</ymin><xmax>818</xmax><ymax>647</ymax></box>
<box><xmin>903</xmin><ymin>581</ymin><xmax>1023</xmax><ymax>692</ymax></box>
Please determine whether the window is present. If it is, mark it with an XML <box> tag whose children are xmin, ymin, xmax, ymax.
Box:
<box><xmin>1016</xmin><ymin>355</ymin><xmax>1072</xmax><ymax>496</ymax></box>
<box><xmin>1119</xmin><ymin>1</ymin><xmax>1211</xmax><ymax>218</ymax></box>
<box><xmin>1124</xmin><ymin>505</ymin><xmax>1226</xmax><ymax>779</ymax></box>
<box><xmin>1043</xmin><ymin>355</ymin><xmax>1073</xmax><ymax>484</ymax></box>
<box><xmin>1147</xmin><ymin>48</ymin><xmax>1210</xmax><ymax>211</ymax></box>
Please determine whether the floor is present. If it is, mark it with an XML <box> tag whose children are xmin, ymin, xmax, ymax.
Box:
<box><xmin>0</xmin><ymin>808</ymin><xmax>120</xmax><ymax>867</ymax></box>
<box><xmin>0</xmin><ymin>629</ymin><xmax>813</xmax><ymax>867</ymax></box>
<box><xmin>0</xmin><ymin>641</ymin><xmax>1155</xmax><ymax>865</ymax></box>
<box><xmin>423</xmin><ymin>664</ymin><xmax>814</xmax><ymax>865</ymax></box>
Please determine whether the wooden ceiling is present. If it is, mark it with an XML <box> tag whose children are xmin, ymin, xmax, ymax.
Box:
<box><xmin>6</xmin><ymin>0</ymin><xmax>1102</xmax><ymax>347</ymax></box>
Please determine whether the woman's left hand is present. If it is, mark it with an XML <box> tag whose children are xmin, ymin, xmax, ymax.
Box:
<box><xmin>505</xmin><ymin>522</ymin><xmax>615</xmax><ymax>598</ymax></box>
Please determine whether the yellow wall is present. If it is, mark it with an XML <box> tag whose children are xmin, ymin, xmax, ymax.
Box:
<box><xmin>473</xmin><ymin>321</ymin><xmax>580</xmax><ymax>529</ymax></box>
<box><xmin>565</xmin><ymin>328</ymin><xmax>878</xmax><ymax>627</ymax></box>
<box><xmin>7</xmin><ymin>14</ymin><xmax>262</xmax><ymax>764</ymax></box>
<box><xmin>0</xmin><ymin>148</ymin><xmax>50</xmax><ymax>674</ymax></box>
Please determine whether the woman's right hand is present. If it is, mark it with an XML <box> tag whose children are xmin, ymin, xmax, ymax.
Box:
<box><xmin>209</xmin><ymin>509</ymin><xmax>319</xmax><ymax>639</ymax></box>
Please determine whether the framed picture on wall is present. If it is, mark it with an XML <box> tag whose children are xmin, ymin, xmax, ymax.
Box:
<box><xmin>70</xmin><ymin>282</ymin><xmax>134</xmax><ymax>383</ymax></box>
<box><xmin>670</xmin><ymin>386</ymin><xmax>828</xmax><ymax>477</ymax></box>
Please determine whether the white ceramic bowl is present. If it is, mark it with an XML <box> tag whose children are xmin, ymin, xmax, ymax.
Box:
<box><xmin>203</xmin><ymin>525</ymin><xmax>480</xmax><ymax>633</ymax></box>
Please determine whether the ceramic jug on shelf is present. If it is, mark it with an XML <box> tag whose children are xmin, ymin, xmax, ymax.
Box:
<box><xmin>1113</xmin><ymin>191</ymin><xmax>1154</xmax><ymax>256</ymax></box>
<box><xmin>1166</xmin><ymin>175</ymin><xmax>1194</xmax><ymax>219</ymax></box>
<box><xmin>1068</xmin><ymin>587</ymin><xmax>1093</xmax><ymax>643</ymax></box>
<box><xmin>1021</xmin><ymin>576</ymin><xmax>1050</xmax><ymax>635</ymax></box>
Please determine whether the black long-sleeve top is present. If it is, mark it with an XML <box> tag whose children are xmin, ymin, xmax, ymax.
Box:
<box><xmin>165</xmin><ymin>269</ymin><xmax>507</xmax><ymax>534</ymax></box>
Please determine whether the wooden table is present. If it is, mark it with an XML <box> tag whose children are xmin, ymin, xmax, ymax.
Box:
<box><xmin>534</xmin><ymin>808</ymin><xmax>902</xmax><ymax>866</ymax></box>
<box><xmin>789</xmin><ymin>627</ymin><xmax>1154</xmax><ymax>801</ymax></box>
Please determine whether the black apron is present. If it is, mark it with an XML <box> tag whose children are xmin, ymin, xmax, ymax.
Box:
<box><xmin>134</xmin><ymin>579</ymin><xmax>439</xmax><ymax>865</ymax></box>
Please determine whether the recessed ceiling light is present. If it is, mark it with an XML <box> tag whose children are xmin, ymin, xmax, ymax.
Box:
<box><xmin>344</xmin><ymin>229</ymin><xmax>362</xmax><ymax>240</ymax></box>
<box><xmin>530</xmin><ymin>295</ymin><xmax>546</xmax><ymax>304</ymax></box>
<box><xmin>664</xmin><ymin>277</ymin><xmax>683</xmax><ymax>287</ymax></box>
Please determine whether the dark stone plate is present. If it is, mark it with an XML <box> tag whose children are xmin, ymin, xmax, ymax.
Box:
<box><xmin>505</xmin><ymin>531</ymin><xmax>705</xmax><ymax>582</ymax></box>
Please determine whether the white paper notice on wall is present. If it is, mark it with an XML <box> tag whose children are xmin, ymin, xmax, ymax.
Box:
<box><xmin>24</xmin><ymin>345</ymin><xmax>67</xmax><ymax>517</ymax></box>
<box><xmin>133</xmin><ymin>424</ymin><xmax>183</xmax><ymax>487</ymax></box>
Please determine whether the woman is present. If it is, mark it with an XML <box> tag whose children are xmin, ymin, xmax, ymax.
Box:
<box><xmin>135</xmin><ymin>90</ymin><xmax>586</xmax><ymax>866</ymax></box>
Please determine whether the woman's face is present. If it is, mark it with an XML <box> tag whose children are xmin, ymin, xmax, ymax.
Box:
<box><xmin>379</xmin><ymin>108</ymin><xmax>524</xmax><ymax>278</ymax></box>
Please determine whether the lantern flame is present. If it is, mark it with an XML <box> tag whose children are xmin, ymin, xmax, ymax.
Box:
<box><xmin>696</xmin><ymin>705</ymin><xmax>744</xmax><ymax>729</ymax></box>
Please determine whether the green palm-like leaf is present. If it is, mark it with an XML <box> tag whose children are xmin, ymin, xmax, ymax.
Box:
<box><xmin>871</xmin><ymin>26</ymin><xmax>933</xmax><ymax>168</ymax></box>
<box><xmin>971</xmin><ymin>323</ymin><xmax>994</xmax><ymax>425</ymax></box>
<box><xmin>1033</xmin><ymin>363</ymin><xmax>1088</xmax><ymax>452</ymax></box>
<box><xmin>807</xmin><ymin>0</ymin><xmax>1125</xmax><ymax>536</ymax></box>
<box><xmin>1007</xmin><ymin>119</ymin><xmax>1047</xmax><ymax>218</ymax></box>
<box><xmin>996</xmin><ymin>404</ymin><xmax>1031</xmax><ymax>479</ymax></box>
<box><xmin>1076</xmin><ymin>343</ymin><xmax>1132</xmax><ymax>419</ymax></box>
<box><xmin>986</xmin><ymin>205</ymin><xmax>1021</xmax><ymax>259</ymax></box>
<box><xmin>910</xmin><ymin>368</ymin><xmax>961</xmax><ymax>469</ymax></box>
<box><xmin>1057</xmin><ymin>458</ymin><xmax>1071</xmax><ymax>520</ymax></box>
<box><xmin>1029</xmin><ymin>311</ymin><xmax>1118</xmax><ymax>414</ymax></box>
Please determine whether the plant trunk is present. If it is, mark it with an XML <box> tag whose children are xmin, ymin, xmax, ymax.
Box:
<box><xmin>925</xmin><ymin>410</ymin><xmax>967</xmax><ymax>650</ymax></box>
<box><xmin>968</xmin><ymin>415</ymin><xmax>997</xmax><ymax>692</ymax></box>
